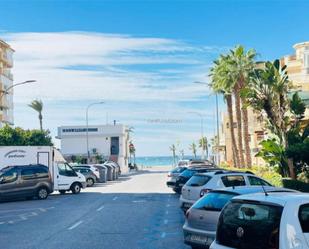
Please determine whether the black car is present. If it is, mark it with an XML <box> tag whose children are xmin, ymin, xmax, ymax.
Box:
<box><xmin>0</xmin><ymin>164</ymin><xmax>53</xmax><ymax>201</ymax></box>
<box><xmin>173</xmin><ymin>166</ymin><xmax>219</xmax><ymax>194</ymax></box>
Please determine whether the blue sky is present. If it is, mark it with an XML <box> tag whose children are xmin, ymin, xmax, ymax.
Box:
<box><xmin>1</xmin><ymin>0</ymin><xmax>309</xmax><ymax>156</ymax></box>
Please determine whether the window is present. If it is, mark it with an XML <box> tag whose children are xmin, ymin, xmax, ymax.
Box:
<box><xmin>299</xmin><ymin>204</ymin><xmax>309</xmax><ymax>233</ymax></box>
<box><xmin>171</xmin><ymin>167</ymin><xmax>186</xmax><ymax>173</ymax></box>
<box><xmin>21</xmin><ymin>168</ymin><xmax>36</xmax><ymax>180</ymax></box>
<box><xmin>58</xmin><ymin>163</ymin><xmax>77</xmax><ymax>177</ymax></box>
<box><xmin>217</xmin><ymin>201</ymin><xmax>283</xmax><ymax>249</ymax></box>
<box><xmin>221</xmin><ymin>175</ymin><xmax>246</xmax><ymax>187</ymax></box>
<box><xmin>186</xmin><ymin>175</ymin><xmax>212</xmax><ymax>187</ymax></box>
<box><xmin>192</xmin><ymin>191</ymin><xmax>237</xmax><ymax>211</ymax></box>
<box><xmin>248</xmin><ymin>176</ymin><xmax>272</xmax><ymax>186</ymax></box>
<box><xmin>34</xmin><ymin>166</ymin><xmax>49</xmax><ymax>178</ymax></box>
<box><xmin>0</xmin><ymin>168</ymin><xmax>18</xmax><ymax>184</ymax></box>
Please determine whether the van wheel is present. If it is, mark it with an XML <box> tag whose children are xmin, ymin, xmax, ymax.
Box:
<box><xmin>71</xmin><ymin>183</ymin><xmax>81</xmax><ymax>194</ymax></box>
<box><xmin>37</xmin><ymin>187</ymin><xmax>48</xmax><ymax>200</ymax></box>
<box><xmin>86</xmin><ymin>178</ymin><xmax>94</xmax><ymax>187</ymax></box>
<box><xmin>59</xmin><ymin>190</ymin><xmax>66</xmax><ymax>195</ymax></box>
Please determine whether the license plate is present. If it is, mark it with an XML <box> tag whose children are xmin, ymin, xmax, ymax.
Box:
<box><xmin>183</xmin><ymin>202</ymin><xmax>192</xmax><ymax>208</ymax></box>
<box><xmin>189</xmin><ymin>235</ymin><xmax>213</xmax><ymax>245</ymax></box>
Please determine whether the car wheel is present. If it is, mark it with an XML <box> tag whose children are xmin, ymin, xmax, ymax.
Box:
<box><xmin>71</xmin><ymin>183</ymin><xmax>81</xmax><ymax>194</ymax></box>
<box><xmin>86</xmin><ymin>178</ymin><xmax>94</xmax><ymax>187</ymax></box>
<box><xmin>37</xmin><ymin>187</ymin><xmax>49</xmax><ymax>200</ymax></box>
<box><xmin>59</xmin><ymin>190</ymin><xmax>66</xmax><ymax>195</ymax></box>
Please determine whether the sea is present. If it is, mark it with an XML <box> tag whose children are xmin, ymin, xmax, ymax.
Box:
<box><xmin>133</xmin><ymin>156</ymin><xmax>199</xmax><ymax>167</ymax></box>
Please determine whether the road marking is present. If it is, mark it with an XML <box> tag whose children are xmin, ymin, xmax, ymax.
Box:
<box><xmin>0</xmin><ymin>207</ymin><xmax>54</xmax><ymax>214</ymax></box>
<box><xmin>68</xmin><ymin>220</ymin><xmax>83</xmax><ymax>230</ymax></box>
<box><xmin>97</xmin><ymin>206</ymin><xmax>104</xmax><ymax>211</ymax></box>
<box><xmin>161</xmin><ymin>232</ymin><xmax>166</xmax><ymax>238</ymax></box>
<box><xmin>112</xmin><ymin>197</ymin><xmax>118</xmax><ymax>201</ymax></box>
<box><xmin>165</xmin><ymin>210</ymin><xmax>169</xmax><ymax>215</ymax></box>
<box><xmin>166</xmin><ymin>204</ymin><xmax>170</xmax><ymax>207</ymax></box>
<box><xmin>164</xmin><ymin>219</ymin><xmax>168</xmax><ymax>225</ymax></box>
<box><xmin>132</xmin><ymin>200</ymin><xmax>146</xmax><ymax>203</ymax></box>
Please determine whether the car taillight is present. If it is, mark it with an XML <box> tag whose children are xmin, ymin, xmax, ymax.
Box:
<box><xmin>200</xmin><ymin>189</ymin><xmax>211</xmax><ymax>197</ymax></box>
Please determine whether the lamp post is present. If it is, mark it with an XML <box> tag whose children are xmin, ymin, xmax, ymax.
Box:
<box><xmin>188</xmin><ymin>111</ymin><xmax>205</xmax><ymax>160</ymax></box>
<box><xmin>86</xmin><ymin>101</ymin><xmax>104</xmax><ymax>163</ymax></box>
<box><xmin>193</xmin><ymin>81</ymin><xmax>220</xmax><ymax>164</ymax></box>
<box><xmin>0</xmin><ymin>80</ymin><xmax>37</xmax><ymax>102</ymax></box>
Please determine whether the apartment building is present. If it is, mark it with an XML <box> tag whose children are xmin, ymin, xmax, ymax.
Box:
<box><xmin>0</xmin><ymin>39</ymin><xmax>14</xmax><ymax>126</ymax></box>
<box><xmin>220</xmin><ymin>41</ymin><xmax>309</xmax><ymax>166</ymax></box>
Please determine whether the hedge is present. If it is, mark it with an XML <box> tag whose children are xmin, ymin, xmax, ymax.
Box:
<box><xmin>282</xmin><ymin>178</ymin><xmax>309</xmax><ymax>192</ymax></box>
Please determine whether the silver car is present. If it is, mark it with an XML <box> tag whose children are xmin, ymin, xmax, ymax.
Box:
<box><xmin>183</xmin><ymin>186</ymin><xmax>297</xmax><ymax>249</ymax></box>
<box><xmin>166</xmin><ymin>166</ymin><xmax>187</xmax><ymax>188</ymax></box>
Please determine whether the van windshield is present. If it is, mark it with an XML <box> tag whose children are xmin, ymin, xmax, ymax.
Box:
<box><xmin>217</xmin><ymin>200</ymin><xmax>283</xmax><ymax>249</ymax></box>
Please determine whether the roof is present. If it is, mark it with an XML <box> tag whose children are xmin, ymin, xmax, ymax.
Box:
<box><xmin>211</xmin><ymin>186</ymin><xmax>297</xmax><ymax>195</ymax></box>
<box><xmin>197</xmin><ymin>170</ymin><xmax>254</xmax><ymax>177</ymax></box>
<box><xmin>232</xmin><ymin>192</ymin><xmax>309</xmax><ymax>206</ymax></box>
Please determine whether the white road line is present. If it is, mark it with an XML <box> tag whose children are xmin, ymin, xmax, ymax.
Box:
<box><xmin>68</xmin><ymin>220</ymin><xmax>83</xmax><ymax>230</ymax></box>
<box><xmin>97</xmin><ymin>206</ymin><xmax>104</xmax><ymax>211</ymax></box>
<box><xmin>164</xmin><ymin>219</ymin><xmax>168</xmax><ymax>225</ymax></box>
<box><xmin>161</xmin><ymin>232</ymin><xmax>166</xmax><ymax>238</ymax></box>
<box><xmin>132</xmin><ymin>200</ymin><xmax>146</xmax><ymax>203</ymax></box>
<box><xmin>166</xmin><ymin>204</ymin><xmax>170</xmax><ymax>207</ymax></box>
<box><xmin>165</xmin><ymin>210</ymin><xmax>169</xmax><ymax>215</ymax></box>
<box><xmin>112</xmin><ymin>197</ymin><xmax>118</xmax><ymax>201</ymax></box>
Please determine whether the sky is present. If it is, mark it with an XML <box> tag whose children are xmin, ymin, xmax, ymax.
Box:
<box><xmin>0</xmin><ymin>0</ymin><xmax>309</xmax><ymax>156</ymax></box>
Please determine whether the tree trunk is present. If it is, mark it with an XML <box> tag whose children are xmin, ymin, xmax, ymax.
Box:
<box><xmin>234</xmin><ymin>88</ymin><xmax>245</xmax><ymax>168</ymax></box>
<box><xmin>241</xmin><ymin>104</ymin><xmax>252</xmax><ymax>168</ymax></box>
<box><xmin>226</xmin><ymin>95</ymin><xmax>240</xmax><ymax>168</ymax></box>
<box><xmin>39</xmin><ymin>112</ymin><xmax>43</xmax><ymax>131</ymax></box>
<box><xmin>287</xmin><ymin>158</ymin><xmax>296</xmax><ymax>180</ymax></box>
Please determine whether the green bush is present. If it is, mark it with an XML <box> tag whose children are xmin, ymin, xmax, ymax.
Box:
<box><xmin>282</xmin><ymin>178</ymin><xmax>309</xmax><ymax>192</ymax></box>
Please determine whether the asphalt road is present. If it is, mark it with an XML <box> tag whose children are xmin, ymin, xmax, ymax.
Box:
<box><xmin>0</xmin><ymin>167</ymin><xmax>189</xmax><ymax>249</ymax></box>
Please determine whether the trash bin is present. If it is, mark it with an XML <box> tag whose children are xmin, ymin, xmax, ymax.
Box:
<box><xmin>104</xmin><ymin>164</ymin><xmax>114</xmax><ymax>181</ymax></box>
<box><xmin>94</xmin><ymin>165</ymin><xmax>107</xmax><ymax>183</ymax></box>
<box><xmin>106</xmin><ymin>161</ymin><xmax>120</xmax><ymax>179</ymax></box>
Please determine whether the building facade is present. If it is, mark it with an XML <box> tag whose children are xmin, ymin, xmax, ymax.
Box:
<box><xmin>0</xmin><ymin>39</ymin><xmax>14</xmax><ymax>127</ymax></box>
<box><xmin>220</xmin><ymin>41</ymin><xmax>309</xmax><ymax>166</ymax></box>
<box><xmin>57</xmin><ymin>124</ymin><xmax>130</xmax><ymax>173</ymax></box>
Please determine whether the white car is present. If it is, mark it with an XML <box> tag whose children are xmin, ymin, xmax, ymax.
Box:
<box><xmin>180</xmin><ymin>171</ymin><xmax>272</xmax><ymax>211</ymax></box>
<box><xmin>210</xmin><ymin>192</ymin><xmax>309</xmax><ymax>249</ymax></box>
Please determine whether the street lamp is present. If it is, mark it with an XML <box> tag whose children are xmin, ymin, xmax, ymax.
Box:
<box><xmin>86</xmin><ymin>101</ymin><xmax>104</xmax><ymax>163</ymax></box>
<box><xmin>193</xmin><ymin>81</ymin><xmax>220</xmax><ymax>164</ymax></box>
<box><xmin>188</xmin><ymin>111</ymin><xmax>205</xmax><ymax>160</ymax></box>
<box><xmin>0</xmin><ymin>80</ymin><xmax>37</xmax><ymax>102</ymax></box>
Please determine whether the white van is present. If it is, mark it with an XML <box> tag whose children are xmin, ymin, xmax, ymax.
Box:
<box><xmin>0</xmin><ymin>146</ymin><xmax>86</xmax><ymax>194</ymax></box>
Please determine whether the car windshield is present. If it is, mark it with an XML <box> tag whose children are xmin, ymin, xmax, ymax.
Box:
<box><xmin>186</xmin><ymin>175</ymin><xmax>212</xmax><ymax>187</ymax></box>
<box><xmin>180</xmin><ymin>169</ymin><xmax>196</xmax><ymax>178</ymax></box>
<box><xmin>192</xmin><ymin>191</ymin><xmax>237</xmax><ymax>211</ymax></box>
<box><xmin>171</xmin><ymin>167</ymin><xmax>186</xmax><ymax>173</ymax></box>
<box><xmin>217</xmin><ymin>200</ymin><xmax>283</xmax><ymax>249</ymax></box>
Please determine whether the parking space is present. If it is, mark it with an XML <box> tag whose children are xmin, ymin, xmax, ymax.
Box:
<box><xmin>0</xmin><ymin>167</ymin><xmax>189</xmax><ymax>249</ymax></box>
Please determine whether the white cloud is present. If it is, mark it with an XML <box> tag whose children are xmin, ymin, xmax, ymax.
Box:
<box><xmin>2</xmin><ymin>31</ymin><xmax>224</xmax><ymax>156</ymax></box>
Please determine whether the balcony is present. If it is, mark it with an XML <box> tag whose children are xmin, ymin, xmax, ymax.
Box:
<box><xmin>0</xmin><ymin>50</ymin><xmax>13</xmax><ymax>68</ymax></box>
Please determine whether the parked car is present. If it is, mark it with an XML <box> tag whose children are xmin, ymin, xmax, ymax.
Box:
<box><xmin>173</xmin><ymin>167</ymin><xmax>219</xmax><ymax>194</ymax></box>
<box><xmin>73</xmin><ymin>164</ymin><xmax>100</xmax><ymax>180</ymax></box>
<box><xmin>178</xmin><ymin>160</ymin><xmax>190</xmax><ymax>167</ymax></box>
<box><xmin>0</xmin><ymin>164</ymin><xmax>53</xmax><ymax>201</ymax></box>
<box><xmin>180</xmin><ymin>171</ymin><xmax>272</xmax><ymax>211</ymax></box>
<box><xmin>210</xmin><ymin>192</ymin><xmax>309</xmax><ymax>249</ymax></box>
<box><xmin>183</xmin><ymin>186</ymin><xmax>297</xmax><ymax>249</ymax></box>
<box><xmin>167</xmin><ymin>166</ymin><xmax>188</xmax><ymax>188</ymax></box>
<box><xmin>73</xmin><ymin>166</ymin><xmax>97</xmax><ymax>187</ymax></box>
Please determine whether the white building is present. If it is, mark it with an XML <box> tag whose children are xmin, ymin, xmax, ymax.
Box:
<box><xmin>0</xmin><ymin>39</ymin><xmax>14</xmax><ymax>126</ymax></box>
<box><xmin>57</xmin><ymin>124</ymin><xmax>130</xmax><ymax>173</ymax></box>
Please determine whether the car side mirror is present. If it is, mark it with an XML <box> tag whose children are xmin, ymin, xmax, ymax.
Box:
<box><xmin>0</xmin><ymin>177</ymin><xmax>4</xmax><ymax>184</ymax></box>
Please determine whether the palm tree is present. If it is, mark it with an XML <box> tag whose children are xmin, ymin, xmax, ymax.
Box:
<box><xmin>245</xmin><ymin>60</ymin><xmax>295</xmax><ymax>178</ymax></box>
<box><xmin>170</xmin><ymin>144</ymin><xmax>177</xmax><ymax>167</ymax></box>
<box><xmin>228</xmin><ymin>46</ymin><xmax>256</xmax><ymax>168</ymax></box>
<box><xmin>189</xmin><ymin>142</ymin><xmax>197</xmax><ymax>158</ymax></box>
<box><xmin>199</xmin><ymin>136</ymin><xmax>209</xmax><ymax>159</ymax></box>
<box><xmin>28</xmin><ymin>99</ymin><xmax>43</xmax><ymax>131</ymax></box>
<box><xmin>210</xmin><ymin>55</ymin><xmax>240</xmax><ymax>167</ymax></box>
